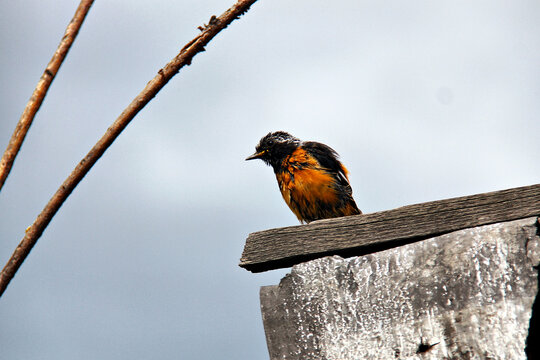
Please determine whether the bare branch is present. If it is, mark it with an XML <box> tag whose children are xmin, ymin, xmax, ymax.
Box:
<box><xmin>0</xmin><ymin>0</ymin><xmax>260</xmax><ymax>297</ymax></box>
<box><xmin>0</xmin><ymin>0</ymin><xmax>95</xmax><ymax>192</ymax></box>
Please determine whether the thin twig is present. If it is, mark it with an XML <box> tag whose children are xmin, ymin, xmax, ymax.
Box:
<box><xmin>0</xmin><ymin>0</ymin><xmax>259</xmax><ymax>297</ymax></box>
<box><xmin>0</xmin><ymin>0</ymin><xmax>95</xmax><ymax>193</ymax></box>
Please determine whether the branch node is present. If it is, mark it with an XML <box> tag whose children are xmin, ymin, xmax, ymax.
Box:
<box><xmin>198</xmin><ymin>15</ymin><xmax>218</xmax><ymax>32</ymax></box>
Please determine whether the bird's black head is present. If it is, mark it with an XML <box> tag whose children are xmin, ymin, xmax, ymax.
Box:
<box><xmin>246</xmin><ymin>131</ymin><xmax>300</xmax><ymax>171</ymax></box>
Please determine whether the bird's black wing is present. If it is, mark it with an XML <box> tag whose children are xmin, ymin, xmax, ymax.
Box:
<box><xmin>302</xmin><ymin>141</ymin><xmax>350</xmax><ymax>187</ymax></box>
<box><xmin>302</xmin><ymin>141</ymin><xmax>361</xmax><ymax>214</ymax></box>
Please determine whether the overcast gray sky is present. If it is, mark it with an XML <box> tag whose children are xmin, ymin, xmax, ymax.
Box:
<box><xmin>1</xmin><ymin>1</ymin><xmax>539</xmax><ymax>359</ymax></box>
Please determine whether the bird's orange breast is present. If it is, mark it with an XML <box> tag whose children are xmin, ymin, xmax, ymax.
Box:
<box><xmin>275</xmin><ymin>148</ymin><xmax>343</xmax><ymax>223</ymax></box>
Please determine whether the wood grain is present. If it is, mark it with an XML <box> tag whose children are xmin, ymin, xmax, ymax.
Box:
<box><xmin>240</xmin><ymin>184</ymin><xmax>540</xmax><ymax>272</ymax></box>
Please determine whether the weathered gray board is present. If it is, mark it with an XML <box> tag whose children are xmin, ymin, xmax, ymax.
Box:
<box><xmin>260</xmin><ymin>217</ymin><xmax>540</xmax><ymax>360</ymax></box>
<box><xmin>241</xmin><ymin>184</ymin><xmax>540</xmax><ymax>272</ymax></box>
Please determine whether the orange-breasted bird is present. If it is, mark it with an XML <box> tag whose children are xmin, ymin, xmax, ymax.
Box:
<box><xmin>246</xmin><ymin>131</ymin><xmax>361</xmax><ymax>223</ymax></box>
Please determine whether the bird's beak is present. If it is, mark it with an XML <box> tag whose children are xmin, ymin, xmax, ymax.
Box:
<box><xmin>245</xmin><ymin>150</ymin><xmax>266</xmax><ymax>161</ymax></box>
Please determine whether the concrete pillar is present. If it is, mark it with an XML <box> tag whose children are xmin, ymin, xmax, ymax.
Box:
<box><xmin>260</xmin><ymin>217</ymin><xmax>540</xmax><ymax>359</ymax></box>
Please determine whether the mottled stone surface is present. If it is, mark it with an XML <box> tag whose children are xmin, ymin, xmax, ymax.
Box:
<box><xmin>260</xmin><ymin>217</ymin><xmax>539</xmax><ymax>360</ymax></box>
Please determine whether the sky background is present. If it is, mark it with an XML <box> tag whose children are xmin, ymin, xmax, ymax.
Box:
<box><xmin>1</xmin><ymin>1</ymin><xmax>539</xmax><ymax>359</ymax></box>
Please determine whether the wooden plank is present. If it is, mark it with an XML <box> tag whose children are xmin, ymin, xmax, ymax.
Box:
<box><xmin>240</xmin><ymin>183</ymin><xmax>540</xmax><ymax>272</ymax></box>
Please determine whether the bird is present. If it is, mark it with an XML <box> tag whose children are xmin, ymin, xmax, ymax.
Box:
<box><xmin>246</xmin><ymin>131</ymin><xmax>361</xmax><ymax>223</ymax></box>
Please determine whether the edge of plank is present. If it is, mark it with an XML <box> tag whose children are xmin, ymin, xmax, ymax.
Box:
<box><xmin>240</xmin><ymin>184</ymin><xmax>540</xmax><ymax>272</ymax></box>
